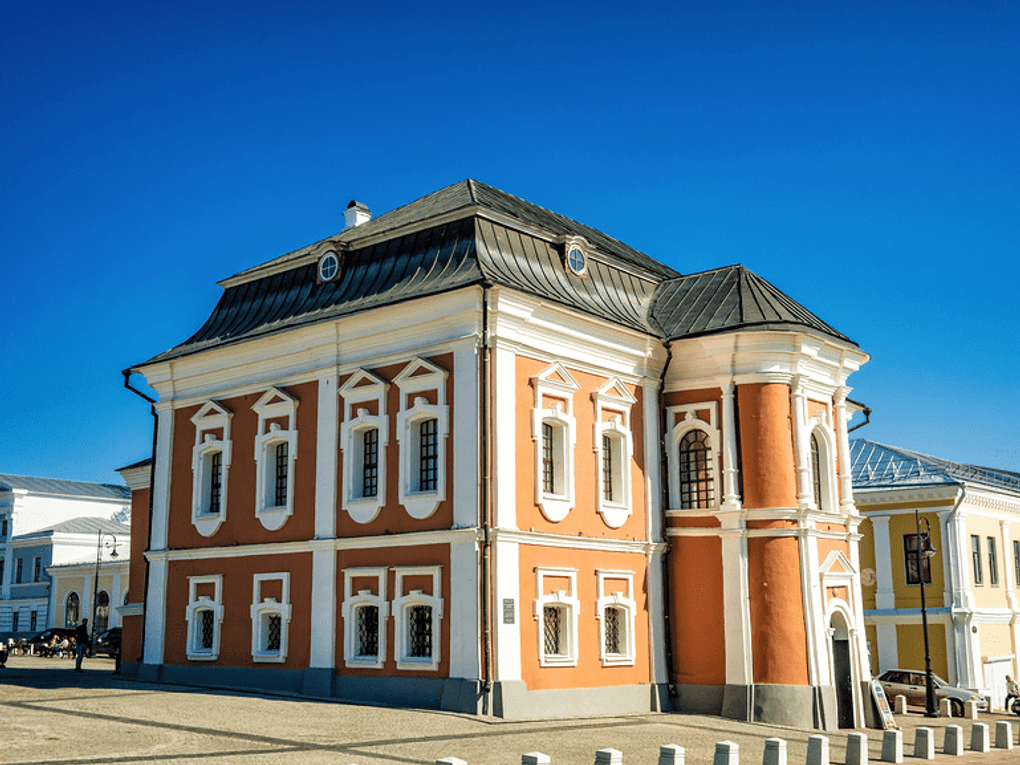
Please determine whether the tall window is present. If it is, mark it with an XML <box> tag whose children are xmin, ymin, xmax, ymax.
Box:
<box><xmin>356</xmin><ymin>604</ymin><xmax>379</xmax><ymax>658</ymax></box>
<box><xmin>30</xmin><ymin>611</ymin><xmax>37</xmax><ymax>631</ymax></box>
<box><xmin>341</xmin><ymin>567</ymin><xmax>388</xmax><ymax>668</ymax></box>
<box><xmin>603</xmin><ymin>435</ymin><xmax>614</xmax><ymax>502</ymax></box>
<box><xmin>15</xmin><ymin>558</ymin><xmax>23</xmax><ymax>584</ymax></box>
<box><xmin>811</xmin><ymin>433</ymin><xmax>822</xmax><ymax>508</ymax></box>
<box><xmin>33</xmin><ymin>557</ymin><xmax>41</xmax><ymax>582</ymax></box>
<box><xmin>604</xmin><ymin>605</ymin><xmax>623</xmax><ymax>655</ymax></box>
<box><xmin>199</xmin><ymin>610</ymin><xmax>215</xmax><ymax>649</ymax></box>
<box><xmin>186</xmin><ymin>575</ymin><xmax>223</xmax><ymax>660</ymax></box>
<box><xmin>250</xmin><ymin>572</ymin><xmax>292</xmax><ymax>663</ymax></box>
<box><xmin>1</xmin><ymin>518</ymin><xmax>7</xmax><ymax>537</ymax></box>
<box><xmin>972</xmin><ymin>535</ymin><xmax>983</xmax><ymax>585</ymax></box>
<box><xmin>65</xmin><ymin>592</ymin><xmax>80</xmax><ymax>626</ymax></box>
<box><xmin>418</xmin><ymin>418</ymin><xmax>438</xmax><ymax>492</ymax></box>
<box><xmin>904</xmin><ymin>534</ymin><xmax>932</xmax><ymax>585</ymax></box>
<box><xmin>543</xmin><ymin>605</ymin><xmax>564</xmax><ymax>657</ymax></box>
<box><xmin>0</xmin><ymin>559</ymin><xmax>5</xmax><ymax>586</ymax></box>
<box><xmin>12</xmin><ymin>612</ymin><xmax>19</xmax><ymax>632</ymax></box>
<box><xmin>191</xmin><ymin>399</ymin><xmax>232</xmax><ymax>537</ymax></box>
<box><xmin>208</xmin><ymin>451</ymin><xmax>223</xmax><ymax>514</ymax></box>
<box><xmin>407</xmin><ymin>604</ymin><xmax>433</xmax><ymax>659</ymax></box>
<box><xmin>542</xmin><ymin>422</ymin><xmax>555</xmax><ymax>493</ymax></box>
<box><xmin>988</xmin><ymin>537</ymin><xmax>999</xmax><ymax>586</ymax></box>
<box><xmin>95</xmin><ymin>590</ymin><xmax>110</xmax><ymax>633</ymax></box>
<box><xmin>362</xmin><ymin>428</ymin><xmax>379</xmax><ymax>498</ymax></box>
<box><xmin>679</xmin><ymin>429</ymin><xmax>714</xmax><ymax>509</ymax></box>
<box><xmin>393</xmin><ymin>566</ymin><xmax>443</xmax><ymax>671</ymax></box>
<box><xmin>274</xmin><ymin>442</ymin><xmax>289</xmax><ymax>507</ymax></box>
<box><xmin>1014</xmin><ymin>540</ymin><xmax>1020</xmax><ymax>587</ymax></box>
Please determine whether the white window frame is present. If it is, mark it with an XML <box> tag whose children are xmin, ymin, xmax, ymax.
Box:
<box><xmin>808</xmin><ymin>416</ymin><xmax>839</xmax><ymax>514</ymax></box>
<box><xmin>596</xmin><ymin>569</ymin><xmax>637</xmax><ymax>666</ymax></box>
<box><xmin>535</xmin><ymin>567</ymin><xmax>579</xmax><ymax>667</ymax></box>
<box><xmin>393</xmin><ymin>566</ymin><xmax>443</xmax><ymax>671</ymax></box>
<box><xmin>665</xmin><ymin>402</ymin><xmax>720</xmax><ymax>512</ymax></box>
<box><xmin>593</xmin><ymin>379</ymin><xmax>636</xmax><ymax>529</ymax></box>
<box><xmin>394</xmin><ymin>359</ymin><xmax>449</xmax><ymax>520</ymax></box>
<box><xmin>250</xmin><ymin>572</ymin><xmax>292</xmax><ymax>663</ymax></box>
<box><xmin>190</xmin><ymin>401</ymin><xmax>233</xmax><ymax>537</ymax></box>
<box><xmin>339</xmin><ymin>369</ymin><xmax>389</xmax><ymax>524</ymax></box>
<box><xmin>341</xmin><ymin>567</ymin><xmax>388</xmax><ymax>668</ymax></box>
<box><xmin>185</xmin><ymin>575</ymin><xmax>224</xmax><ymax>661</ymax></box>
<box><xmin>252</xmin><ymin>387</ymin><xmax>299</xmax><ymax>532</ymax></box>
<box><xmin>531</xmin><ymin>363</ymin><xmax>579</xmax><ymax>523</ymax></box>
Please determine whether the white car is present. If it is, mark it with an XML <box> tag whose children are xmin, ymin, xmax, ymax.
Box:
<box><xmin>877</xmin><ymin>669</ymin><xmax>988</xmax><ymax>715</ymax></box>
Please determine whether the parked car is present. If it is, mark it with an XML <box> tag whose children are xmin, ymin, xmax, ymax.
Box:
<box><xmin>27</xmin><ymin>628</ymin><xmax>77</xmax><ymax>656</ymax></box>
<box><xmin>877</xmin><ymin>669</ymin><xmax>988</xmax><ymax>716</ymax></box>
<box><xmin>93</xmin><ymin>627</ymin><xmax>121</xmax><ymax>658</ymax></box>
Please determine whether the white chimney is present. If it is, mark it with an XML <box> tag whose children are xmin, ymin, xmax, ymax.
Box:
<box><xmin>344</xmin><ymin>200</ymin><xmax>371</xmax><ymax>229</ymax></box>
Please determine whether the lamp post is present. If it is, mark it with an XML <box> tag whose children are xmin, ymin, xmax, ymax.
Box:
<box><xmin>90</xmin><ymin>532</ymin><xmax>118</xmax><ymax>653</ymax></box>
<box><xmin>914</xmin><ymin>510</ymin><xmax>938</xmax><ymax>717</ymax></box>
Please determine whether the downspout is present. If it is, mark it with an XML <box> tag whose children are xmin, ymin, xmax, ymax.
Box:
<box><xmin>480</xmin><ymin>285</ymin><xmax>494</xmax><ymax>710</ymax></box>
<box><xmin>847</xmin><ymin>406</ymin><xmax>872</xmax><ymax>433</ymax></box>
<box><xmin>122</xmin><ymin>369</ymin><xmax>157</xmax><ymax>663</ymax></box>
<box><xmin>658</xmin><ymin>341</ymin><xmax>677</xmax><ymax>698</ymax></box>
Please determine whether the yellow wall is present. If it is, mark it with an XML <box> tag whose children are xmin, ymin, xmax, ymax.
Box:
<box><xmin>889</xmin><ymin>511</ymin><xmax>945</xmax><ymax>608</ymax></box>
<box><xmin>978</xmin><ymin>622</ymin><xmax>1013</xmax><ymax>663</ymax></box>
<box><xmin>896</xmin><ymin>623</ymin><xmax>949</xmax><ymax>680</ymax></box>
<box><xmin>965</xmin><ymin>514</ymin><xmax>1012</xmax><ymax>609</ymax></box>
<box><xmin>52</xmin><ymin>570</ymin><xmax>126</xmax><ymax>627</ymax></box>
<box><xmin>859</xmin><ymin>517</ymin><xmax>877</xmax><ymax>609</ymax></box>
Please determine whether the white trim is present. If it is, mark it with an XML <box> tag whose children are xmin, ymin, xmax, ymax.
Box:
<box><xmin>531</xmin><ymin>363</ymin><xmax>579</xmax><ymax>522</ymax></box>
<box><xmin>314</xmin><ymin>372</ymin><xmax>339</xmax><ymax>539</ymax></box>
<box><xmin>190</xmin><ymin>401</ymin><xmax>232</xmax><ymax>537</ymax></box>
<box><xmin>252</xmin><ymin>387</ymin><xmax>299</xmax><ymax>532</ymax></box>
<box><xmin>393</xmin><ymin>565</ymin><xmax>443</xmax><ymax>671</ymax></box>
<box><xmin>339</xmin><ymin>369</ymin><xmax>389</xmax><ymax>524</ymax></box>
<box><xmin>596</xmin><ymin>569</ymin><xmax>636</xmax><ymax>666</ymax></box>
<box><xmin>665</xmin><ymin>402</ymin><xmax>720</xmax><ymax>512</ymax></box>
<box><xmin>341</xmin><ymin>567</ymin><xmax>388</xmax><ymax>669</ymax></box>
<box><xmin>185</xmin><ymin>575</ymin><xmax>223</xmax><ymax>661</ymax></box>
<box><xmin>250</xmin><ymin>572</ymin><xmax>292</xmax><ymax>663</ymax></box>
<box><xmin>394</xmin><ymin>358</ymin><xmax>449</xmax><ymax>520</ymax></box>
<box><xmin>309</xmin><ymin>547</ymin><xmax>336</xmax><ymax>669</ymax></box>
<box><xmin>593</xmin><ymin>379</ymin><xmax>636</xmax><ymax>529</ymax></box>
<box><xmin>535</xmin><ymin>567</ymin><xmax>579</xmax><ymax>667</ymax></box>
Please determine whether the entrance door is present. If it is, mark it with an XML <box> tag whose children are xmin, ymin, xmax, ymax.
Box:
<box><xmin>830</xmin><ymin>611</ymin><xmax>856</xmax><ymax>728</ymax></box>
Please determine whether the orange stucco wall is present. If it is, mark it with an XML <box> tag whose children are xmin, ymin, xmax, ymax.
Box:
<box><xmin>738</xmin><ymin>383</ymin><xmax>797</xmax><ymax>509</ymax></box>
<box><xmin>748</xmin><ymin>533</ymin><xmax>810</xmax><ymax>685</ymax></box>
<box><xmin>669</xmin><ymin>535</ymin><xmax>726</xmax><ymax>686</ymax></box>
<box><xmin>514</xmin><ymin>357</ymin><xmax>648</xmax><ymax>540</ymax></box>
<box><xmin>335</xmin><ymin>544</ymin><xmax>452</xmax><ymax>678</ymax></box>
<box><xmin>123</xmin><ymin>483</ymin><xmax>150</xmax><ymax>663</ymax></box>
<box><xmin>336</xmin><ymin>354</ymin><xmax>456</xmax><ymax>537</ymax></box>
<box><xmin>163</xmin><ymin>552</ymin><xmax>313</xmax><ymax>668</ymax></box>
<box><xmin>168</xmin><ymin>381</ymin><xmax>319</xmax><ymax>548</ymax></box>
<box><xmin>518</xmin><ymin>545</ymin><xmax>650</xmax><ymax>690</ymax></box>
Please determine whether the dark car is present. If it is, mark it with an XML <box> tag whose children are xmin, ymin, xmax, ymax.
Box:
<box><xmin>93</xmin><ymin>628</ymin><xmax>121</xmax><ymax>658</ymax></box>
<box><xmin>28</xmin><ymin>628</ymin><xmax>77</xmax><ymax>656</ymax></box>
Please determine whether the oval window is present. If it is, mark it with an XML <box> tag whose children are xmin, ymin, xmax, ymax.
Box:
<box><xmin>566</xmin><ymin>246</ymin><xmax>586</xmax><ymax>275</ymax></box>
<box><xmin>318</xmin><ymin>252</ymin><xmax>340</xmax><ymax>282</ymax></box>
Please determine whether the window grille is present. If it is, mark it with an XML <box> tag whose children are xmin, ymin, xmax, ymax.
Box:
<box><xmin>274</xmin><ymin>442</ymin><xmax>289</xmax><ymax>507</ymax></box>
<box><xmin>356</xmin><ymin>605</ymin><xmax>379</xmax><ymax>657</ymax></box>
<box><xmin>903</xmin><ymin>534</ymin><xmax>932</xmax><ymax>585</ymax></box>
<box><xmin>971</xmin><ymin>535</ymin><xmax>983</xmax><ymax>584</ymax></box>
<box><xmin>96</xmin><ymin>591</ymin><xmax>110</xmax><ymax>633</ymax></box>
<box><xmin>408</xmin><ymin>604</ymin><xmax>432</xmax><ymax>658</ymax></box>
<box><xmin>419</xmin><ymin>419</ymin><xmax>438</xmax><ymax>492</ymax></box>
<box><xmin>604</xmin><ymin>605</ymin><xmax>622</xmax><ymax>655</ymax></box>
<box><xmin>362</xmin><ymin>428</ymin><xmax>379</xmax><ymax>497</ymax></box>
<box><xmin>679</xmin><ymin>429</ymin><xmax>714</xmax><ymax>509</ymax></box>
<box><xmin>65</xmin><ymin>592</ymin><xmax>79</xmax><ymax>626</ymax></box>
<box><xmin>542</xmin><ymin>423</ymin><xmax>555</xmax><ymax>493</ymax></box>
<box><xmin>988</xmin><ymin>537</ymin><xmax>999</xmax><ymax>585</ymax></box>
<box><xmin>603</xmin><ymin>435</ymin><xmax>614</xmax><ymax>502</ymax></box>
<box><xmin>810</xmin><ymin>433</ymin><xmax>822</xmax><ymax>508</ymax></box>
<box><xmin>266</xmin><ymin>614</ymin><xmax>282</xmax><ymax>652</ymax></box>
<box><xmin>543</xmin><ymin>605</ymin><xmax>563</xmax><ymax>656</ymax></box>
<box><xmin>209</xmin><ymin>451</ymin><xmax>222</xmax><ymax>514</ymax></box>
<box><xmin>200</xmin><ymin>610</ymin><xmax>215</xmax><ymax>649</ymax></box>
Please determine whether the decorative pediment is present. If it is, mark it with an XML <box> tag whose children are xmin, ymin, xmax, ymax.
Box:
<box><xmin>394</xmin><ymin>357</ymin><xmax>447</xmax><ymax>404</ymax></box>
<box><xmin>253</xmin><ymin>386</ymin><xmax>298</xmax><ymax>415</ymax></box>
<box><xmin>191</xmin><ymin>400</ymin><xmax>232</xmax><ymax>425</ymax></box>
<box><xmin>594</xmin><ymin>377</ymin><xmax>637</xmax><ymax>408</ymax></box>
<box><xmin>820</xmin><ymin>550</ymin><xmax>856</xmax><ymax>579</ymax></box>
<box><xmin>535</xmin><ymin>362</ymin><xmax>580</xmax><ymax>391</ymax></box>
<box><xmin>339</xmin><ymin>368</ymin><xmax>389</xmax><ymax>397</ymax></box>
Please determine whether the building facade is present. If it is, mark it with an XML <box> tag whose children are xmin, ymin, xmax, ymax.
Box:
<box><xmin>0</xmin><ymin>475</ymin><xmax>130</xmax><ymax>639</ymax></box>
<box><xmin>124</xmin><ymin>181</ymin><xmax>870</xmax><ymax>728</ymax></box>
<box><xmin>852</xmin><ymin>439</ymin><xmax>1020</xmax><ymax>709</ymax></box>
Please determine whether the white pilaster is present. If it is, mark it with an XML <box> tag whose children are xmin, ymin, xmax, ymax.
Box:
<box><xmin>143</xmin><ymin>557</ymin><xmax>167</xmax><ymax>664</ymax></box>
<box><xmin>791</xmin><ymin>377</ymin><xmax>813</xmax><ymax>510</ymax></box>
<box><xmin>492</xmin><ymin>537</ymin><xmax>521</xmax><ymax>681</ymax></box>
<box><xmin>720</xmin><ymin>526</ymin><xmax>753</xmax><ymax>686</ymax></box>
<box><xmin>800</xmin><ymin>526</ymin><xmax>826</xmax><ymax>686</ymax></box>
<box><xmin>308</xmin><ymin>546</ymin><xmax>336</xmax><ymax>668</ymax></box>
<box><xmin>452</xmin><ymin>342</ymin><xmax>481</xmax><ymax>529</ymax></box>
<box><xmin>833</xmin><ymin>388</ymin><xmax>855</xmax><ymax>512</ymax></box>
<box><xmin>314</xmin><ymin>372</ymin><xmax>339</xmax><ymax>539</ymax></box>
<box><xmin>449</xmin><ymin>537</ymin><xmax>480</xmax><ymax>678</ymax></box>
<box><xmin>720</xmin><ymin>380</ymin><xmax>741</xmax><ymax>512</ymax></box>
<box><xmin>642</xmin><ymin>380</ymin><xmax>667</xmax><ymax>683</ymax></box>
<box><xmin>491</xmin><ymin>343</ymin><xmax>517</xmax><ymax>530</ymax></box>
<box><xmin>150</xmin><ymin>402</ymin><xmax>174</xmax><ymax>552</ymax></box>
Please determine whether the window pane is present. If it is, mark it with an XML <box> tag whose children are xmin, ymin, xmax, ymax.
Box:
<box><xmin>810</xmin><ymin>433</ymin><xmax>822</xmax><ymax>508</ymax></box>
<box><xmin>96</xmin><ymin>591</ymin><xmax>110</xmax><ymax>633</ymax></box>
<box><xmin>209</xmin><ymin>451</ymin><xmax>223</xmax><ymax>514</ymax></box>
<box><xmin>603</xmin><ymin>435</ymin><xmax>614</xmax><ymax>502</ymax></box>
<box><xmin>972</xmin><ymin>535</ymin><xmax>983</xmax><ymax>584</ymax></box>
<box><xmin>201</xmin><ymin>610</ymin><xmax>215</xmax><ymax>649</ymax></box>
<box><xmin>65</xmin><ymin>593</ymin><xmax>79</xmax><ymax>626</ymax></box>
<box><xmin>605</xmin><ymin>606</ymin><xmax>622</xmax><ymax>655</ymax></box>
<box><xmin>542</xmin><ymin>423</ymin><xmax>555</xmax><ymax>494</ymax></box>
<box><xmin>274</xmin><ymin>442</ymin><xmax>289</xmax><ymax>507</ymax></box>
<box><xmin>1014</xmin><ymin>541</ymin><xmax>1020</xmax><ymax>587</ymax></box>
<box><xmin>543</xmin><ymin>605</ymin><xmax>563</xmax><ymax>656</ymax></box>
<box><xmin>266</xmin><ymin>614</ymin><xmax>281</xmax><ymax>651</ymax></box>
<box><xmin>408</xmin><ymin>604</ymin><xmax>432</xmax><ymax>658</ymax></box>
<box><xmin>988</xmin><ymin>537</ymin><xmax>999</xmax><ymax>586</ymax></box>
<box><xmin>356</xmin><ymin>605</ymin><xmax>379</xmax><ymax>657</ymax></box>
<box><xmin>419</xmin><ymin>419</ymin><xmax>438</xmax><ymax>492</ymax></box>
<box><xmin>679</xmin><ymin>430</ymin><xmax>714</xmax><ymax>509</ymax></box>
<box><xmin>903</xmin><ymin>534</ymin><xmax>931</xmax><ymax>585</ymax></box>
<box><xmin>362</xmin><ymin>429</ymin><xmax>379</xmax><ymax>498</ymax></box>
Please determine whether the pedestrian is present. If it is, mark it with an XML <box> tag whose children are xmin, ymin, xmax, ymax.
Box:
<box><xmin>74</xmin><ymin>619</ymin><xmax>89</xmax><ymax>672</ymax></box>
<box><xmin>1006</xmin><ymin>674</ymin><xmax>1020</xmax><ymax>712</ymax></box>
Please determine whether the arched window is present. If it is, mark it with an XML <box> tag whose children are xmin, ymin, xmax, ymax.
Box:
<box><xmin>811</xmin><ymin>432</ymin><xmax>823</xmax><ymax>509</ymax></box>
<box><xmin>679</xmin><ymin>429</ymin><xmax>714</xmax><ymax>509</ymax></box>
<box><xmin>95</xmin><ymin>590</ymin><xmax>110</xmax><ymax>633</ymax></box>
<box><xmin>65</xmin><ymin>592</ymin><xmax>80</xmax><ymax>626</ymax></box>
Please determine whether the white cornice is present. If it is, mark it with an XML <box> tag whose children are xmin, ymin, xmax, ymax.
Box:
<box><xmin>492</xmin><ymin>528</ymin><xmax>665</xmax><ymax>555</ymax></box>
<box><xmin>855</xmin><ymin>486</ymin><xmax>962</xmax><ymax>509</ymax></box>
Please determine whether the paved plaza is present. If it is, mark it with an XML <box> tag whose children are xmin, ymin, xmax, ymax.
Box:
<box><xmin>2</xmin><ymin>655</ymin><xmax>1019</xmax><ymax>764</ymax></box>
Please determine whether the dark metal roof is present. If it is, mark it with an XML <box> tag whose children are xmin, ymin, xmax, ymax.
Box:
<box><xmin>0</xmin><ymin>474</ymin><xmax>130</xmax><ymax>500</ymax></box>
<box><xmin>850</xmin><ymin>439</ymin><xmax>1020</xmax><ymax>494</ymax></box>
<box><xmin>649</xmin><ymin>265</ymin><xmax>853</xmax><ymax>344</ymax></box>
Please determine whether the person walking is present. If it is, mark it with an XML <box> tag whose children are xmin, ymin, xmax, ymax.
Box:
<box><xmin>74</xmin><ymin>618</ymin><xmax>89</xmax><ymax>672</ymax></box>
<box><xmin>1006</xmin><ymin>674</ymin><xmax>1020</xmax><ymax>712</ymax></box>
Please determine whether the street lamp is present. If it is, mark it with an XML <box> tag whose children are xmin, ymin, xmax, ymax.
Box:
<box><xmin>90</xmin><ymin>532</ymin><xmax>118</xmax><ymax>652</ymax></box>
<box><xmin>914</xmin><ymin>511</ymin><xmax>938</xmax><ymax>717</ymax></box>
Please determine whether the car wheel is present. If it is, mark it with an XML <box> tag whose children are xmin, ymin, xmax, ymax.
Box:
<box><xmin>950</xmin><ymin>699</ymin><xmax>963</xmax><ymax>717</ymax></box>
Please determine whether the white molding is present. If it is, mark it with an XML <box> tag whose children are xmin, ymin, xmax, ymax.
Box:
<box><xmin>595</xmin><ymin>569</ymin><xmax>637</xmax><ymax>666</ymax></box>
<box><xmin>314</xmin><ymin>372</ymin><xmax>339</xmax><ymax>539</ymax></box>
<box><xmin>309</xmin><ymin>547</ymin><xmax>337</xmax><ymax>669</ymax></box>
<box><xmin>190</xmin><ymin>401</ymin><xmax>231</xmax><ymax>538</ymax></box>
<box><xmin>492</xmin><ymin>344</ymin><xmax>518</xmax><ymax>530</ymax></box>
<box><xmin>339</xmin><ymin>368</ymin><xmax>389</xmax><ymax>524</ymax></box>
<box><xmin>531</xmin><ymin>362</ymin><xmax>579</xmax><ymax>522</ymax></box>
<box><xmin>341</xmin><ymin>567</ymin><xmax>388</xmax><ymax>669</ymax></box>
<box><xmin>185</xmin><ymin>574</ymin><xmax>223</xmax><ymax>661</ymax></box>
<box><xmin>395</xmin><ymin>358</ymin><xmax>449</xmax><ymax>520</ymax></box>
<box><xmin>535</xmin><ymin>567</ymin><xmax>579</xmax><ymax>667</ymax></box>
<box><xmin>143</xmin><ymin>558</ymin><xmax>167</xmax><ymax>664</ymax></box>
<box><xmin>250</xmin><ymin>572</ymin><xmax>292</xmax><ymax>663</ymax></box>
<box><xmin>665</xmin><ymin>402</ymin><xmax>720</xmax><ymax>512</ymax></box>
<box><xmin>593</xmin><ymin>379</ymin><xmax>636</xmax><ymax>529</ymax></box>
<box><xmin>252</xmin><ymin>387</ymin><xmax>299</xmax><ymax>532</ymax></box>
<box><xmin>393</xmin><ymin>565</ymin><xmax>443</xmax><ymax>671</ymax></box>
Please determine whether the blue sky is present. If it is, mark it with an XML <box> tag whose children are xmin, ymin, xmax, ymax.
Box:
<box><xmin>2</xmin><ymin>1</ymin><xmax>1017</xmax><ymax>485</ymax></box>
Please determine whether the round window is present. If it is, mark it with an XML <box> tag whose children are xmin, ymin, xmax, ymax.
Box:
<box><xmin>318</xmin><ymin>252</ymin><xmax>339</xmax><ymax>282</ymax></box>
<box><xmin>566</xmin><ymin>246</ymin><xmax>586</xmax><ymax>275</ymax></box>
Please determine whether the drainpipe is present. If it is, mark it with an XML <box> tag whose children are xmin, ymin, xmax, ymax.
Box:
<box><xmin>122</xmin><ymin>369</ymin><xmax>158</xmax><ymax>663</ymax></box>
<box><xmin>479</xmin><ymin>285</ymin><xmax>494</xmax><ymax>711</ymax></box>
<box><xmin>658</xmin><ymin>341</ymin><xmax>677</xmax><ymax>698</ymax></box>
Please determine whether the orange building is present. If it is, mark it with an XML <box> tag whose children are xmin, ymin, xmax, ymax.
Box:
<box><xmin>122</xmin><ymin>181</ymin><xmax>870</xmax><ymax>729</ymax></box>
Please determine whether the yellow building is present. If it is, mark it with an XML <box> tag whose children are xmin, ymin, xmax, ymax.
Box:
<box><xmin>852</xmin><ymin>439</ymin><xmax>1020</xmax><ymax>708</ymax></box>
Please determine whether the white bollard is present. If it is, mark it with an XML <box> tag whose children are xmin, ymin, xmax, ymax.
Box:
<box><xmin>913</xmin><ymin>728</ymin><xmax>934</xmax><ymax>760</ymax></box>
<box><xmin>807</xmin><ymin>735</ymin><xmax>829</xmax><ymax>765</ymax></box>
<box><xmin>995</xmin><ymin>720</ymin><xmax>1014</xmax><ymax>749</ymax></box>
<box><xmin>939</xmin><ymin>698</ymin><xmax>953</xmax><ymax>717</ymax></box>
<box><xmin>893</xmin><ymin>694</ymin><xmax>907</xmax><ymax>714</ymax></box>
<box><xmin>943</xmin><ymin>725</ymin><xmax>964</xmax><ymax>756</ymax></box>
<box><xmin>522</xmin><ymin>755</ymin><xmax>551</xmax><ymax>765</ymax></box>
<box><xmin>881</xmin><ymin>729</ymin><xmax>903</xmax><ymax>763</ymax></box>
<box><xmin>658</xmin><ymin>745</ymin><xmax>685</xmax><ymax>765</ymax></box>
<box><xmin>763</xmin><ymin>737</ymin><xmax>786</xmax><ymax>765</ymax></box>
<box><xmin>971</xmin><ymin>722</ymin><xmax>990</xmax><ymax>752</ymax></box>
<box><xmin>594</xmin><ymin>749</ymin><xmax>622</xmax><ymax>765</ymax></box>
<box><xmin>964</xmin><ymin>700</ymin><xmax>979</xmax><ymax>720</ymax></box>
<box><xmin>436</xmin><ymin>760</ymin><xmax>467</xmax><ymax>765</ymax></box>
<box><xmin>713</xmin><ymin>741</ymin><xmax>739</xmax><ymax>765</ymax></box>
<box><xmin>845</xmin><ymin>732</ymin><xmax>867</xmax><ymax>765</ymax></box>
